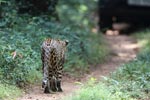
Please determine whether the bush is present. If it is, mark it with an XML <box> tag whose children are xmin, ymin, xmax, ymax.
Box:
<box><xmin>133</xmin><ymin>29</ymin><xmax>150</xmax><ymax>52</ymax></box>
<box><xmin>0</xmin><ymin>0</ymin><xmax>109</xmax><ymax>87</ymax></box>
<box><xmin>64</xmin><ymin>78</ymin><xmax>135</xmax><ymax>100</ymax></box>
<box><xmin>0</xmin><ymin>83</ymin><xmax>21</xmax><ymax>100</ymax></box>
<box><xmin>65</xmin><ymin>29</ymin><xmax>150</xmax><ymax>100</ymax></box>
<box><xmin>103</xmin><ymin>30</ymin><xmax>150</xmax><ymax>99</ymax></box>
<box><xmin>65</xmin><ymin>51</ymin><xmax>150</xmax><ymax>100</ymax></box>
<box><xmin>106</xmin><ymin>30</ymin><xmax>150</xmax><ymax>99</ymax></box>
<box><xmin>0</xmin><ymin>30</ymin><xmax>42</xmax><ymax>86</ymax></box>
<box><xmin>109</xmin><ymin>59</ymin><xmax>150</xmax><ymax>99</ymax></box>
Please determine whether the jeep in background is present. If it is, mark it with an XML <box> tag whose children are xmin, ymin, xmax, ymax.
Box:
<box><xmin>99</xmin><ymin>0</ymin><xmax>150</xmax><ymax>31</ymax></box>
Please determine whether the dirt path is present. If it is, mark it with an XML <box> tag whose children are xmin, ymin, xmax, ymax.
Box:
<box><xmin>17</xmin><ymin>35</ymin><xmax>139</xmax><ymax>100</ymax></box>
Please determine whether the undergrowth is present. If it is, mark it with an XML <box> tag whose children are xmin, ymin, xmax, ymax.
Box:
<box><xmin>0</xmin><ymin>16</ymin><xmax>108</xmax><ymax>85</ymax></box>
<box><xmin>0</xmin><ymin>83</ymin><xmax>21</xmax><ymax>100</ymax></box>
<box><xmin>0</xmin><ymin>0</ymin><xmax>109</xmax><ymax>99</ymax></box>
<box><xmin>64</xmin><ymin>29</ymin><xmax>150</xmax><ymax>100</ymax></box>
<box><xmin>65</xmin><ymin>78</ymin><xmax>135</xmax><ymax>100</ymax></box>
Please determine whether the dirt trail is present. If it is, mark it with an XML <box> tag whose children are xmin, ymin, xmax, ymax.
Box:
<box><xmin>17</xmin><ymin>35</ymin><xmax>139</xmax><ymax>100</ymax></box>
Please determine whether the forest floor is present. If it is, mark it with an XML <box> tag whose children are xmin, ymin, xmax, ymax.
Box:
<box><xmin>17</xmin><ymin>34</ymin><xmax>139</xmax><ymax>100</ymax></box>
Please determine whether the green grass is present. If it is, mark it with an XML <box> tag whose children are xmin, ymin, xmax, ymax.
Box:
<box><xmin>64</xmin><ymin>60</ymin><xmax>150</xmax><ymax>100</ymax></box>
<box><xmin>65</xmin><ymin>83</ymin><xmax>113</xmax><ymax>100</ymax></box>
<box><xmin>0</xmin><ymin>0</ymin><xmax>109</xmax><ymax>83</ymax></box>
<box><xmin>0</xmin><ymin>83</ymin><xmax>22</xmax><ymax>100</ymax></box>
<box><xmin>64</xmin><ymin>29</ymin><xmax>150</xmax><ymax>100</ymax></box>
<box><xmin>109</xmin><ymin>60</ymin><xmax>150</xmax><ymax>99</ymax></box>
<box><xmin>0</xmin><ymin>0</ymin><xmax>109</xmax><ymax>99</ymax></box>
<box><xmin>64</xmin><ymin>78</ymin><xmax>135</xmax><ymax>100</ymax></box>
<box><xmin>133</xmin><ymin>29</ymin><xmax>150</xmax><ymax>52</ymax></box>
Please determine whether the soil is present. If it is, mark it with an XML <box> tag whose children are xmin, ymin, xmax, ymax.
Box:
<box><xmin>17</xmin><ymin>34</ymin><xmax>139</xmax><ymax>100</ymax></box>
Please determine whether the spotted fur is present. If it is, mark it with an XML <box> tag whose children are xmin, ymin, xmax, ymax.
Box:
<box><xmin>41</xmin><ymin>38</ymin><xmax>68</xmax><ymax>93</ymax></box>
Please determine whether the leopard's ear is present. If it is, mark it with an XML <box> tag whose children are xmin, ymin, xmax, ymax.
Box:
<box><xmin>65</xmin><ymin>40</ymin><xmax>69</xmax><ymax>46</ymax></box>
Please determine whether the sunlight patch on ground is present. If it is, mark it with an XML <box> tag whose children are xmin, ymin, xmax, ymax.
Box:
<box><xmin>117</xmin><ymin>52</ymin><xmax>136</xmax><ymax>58</ymax></box>
<box><xmin>138</xmin><ymin>40</ymin><xmax>148</xmax><ymax>47</ymax></box>
<box><xmin>122</xmin><ymin>44</ymin><xmax>139</xmax><ymax>50</ymax></box>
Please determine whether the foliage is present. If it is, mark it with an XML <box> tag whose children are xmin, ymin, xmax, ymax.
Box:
<box><xmin>57</xmin><ymin>0</ymin><xmax>109</xmax><ymax>75</ymax></box>
<box><xmin>133</xmin><ymin>29</ymin><xmax>150</xmax><ymax>52</ymax></box>
<box><xmin>0</xmin><ymin>0</ymin><xmax>6</xmax><ymax>3</ymax></box>
<box><xmin>64</xmin><ymin>78</ymin><xmax>135</xmax><ymax>100</ymax></box>
<box><xmin>66</xmin><ymin>60</ymin><xmax>149</xmax><ymax>99</ymax></box>
<box><xmin>58</xmin><ymin>0</ymin><xmax>98</xmax><ymax>27</ymax></box>
<box><xmin>108</xmin><ymin>60</ymin><xmax>150</xmax><ymax>99</ymax></box>
<box><xmin>0</xmin><ymin>29</ymin><xmax>42</xmax><ymax>86</ymax></box>
<box><xmin>16</xmin><ymin>0</ymin><xmax>59</xmax><ymax>17</ymax></box>
<box><xmin>0</xmin><ymin>83</ymin><xmax>21</xmax><ymax>100</ymax></box>
<box><xmin>65</xmin><ymin>29</ymin><xmax>150</xmax><ymax>100</ymax></box>
<box><xmin>0</xmin><ymin>0</ymin><xmax>108</xmax><ymax>89</ymax></box>
<box><xmin>0</xmin><ymin>0</ymin><xmax>109</xmax><ymax>99</ymax></box>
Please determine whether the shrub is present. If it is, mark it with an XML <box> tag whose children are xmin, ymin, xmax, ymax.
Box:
<box><xmin>0</xmin><ymin>30</ymin><xmax>41</xmax><ymax>86</ymax></box>
<box><xmin>0</xmin><ymin>83</ymin><xmax>21</xmax><ymax>100</ymax></box>
<box><xmin>65</xmin><ymin>51</ymin><xmax>150</xmax><ymax>100</ymax></box>
<box><xmin>65</xmin><ymin>29</ymin><xmax>150</xmax><ymax>100</ymax></box>
<box><xmin>64</xmin><ymin>78</ymin><xmax>135</xmax><ymax>100</ymax></box>
<box><xmin>0</xmin><ymin>0</ymin><xmax>109</xmax><ymax>87</ymax></box>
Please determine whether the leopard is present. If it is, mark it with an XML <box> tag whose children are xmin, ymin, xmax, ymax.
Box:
<box><xmin>41</xmin><ymin>38</ymin><xmax>69</xmax><ymax>93</ymax></box>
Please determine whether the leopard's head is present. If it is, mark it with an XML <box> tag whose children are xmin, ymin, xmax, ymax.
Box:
<box><xmin>59</xmin><ymin>39</ymin><xmax>69</xmax><ymax>47</ymax></box>
<box><xmin>57</xmin><ymin>39</ymin><xmax>69</xmax><ymax>51</ymax></box>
